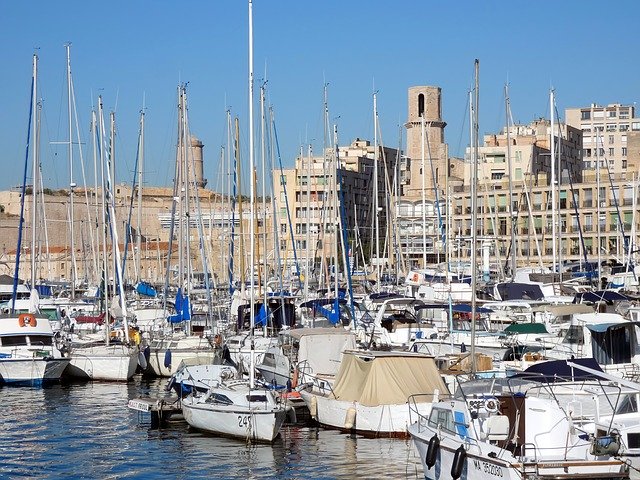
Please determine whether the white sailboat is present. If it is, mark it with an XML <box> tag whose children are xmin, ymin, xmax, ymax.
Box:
<box><xmin>63</xmin><ymin>47</ymin><xmax>137</xmax><ymax>381</ymax></box>
<box><xmin>0</xmin><ymin>53</ymin><xmax>70</xmax><ymax>386</ymax></box>
<box><xmin>181</xmin><ymin>0</ymin><xmax>286</xmax><ymax>443</ymax></box>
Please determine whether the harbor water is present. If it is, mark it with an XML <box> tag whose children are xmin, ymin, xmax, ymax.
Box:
<box><xmin>0</xmin><ymin>378</ymin><xmax>423</xmax><ymax>479</ymax></box>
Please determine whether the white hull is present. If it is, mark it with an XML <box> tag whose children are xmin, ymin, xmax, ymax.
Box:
<box><xmin>146</xmin><ymin>349</ymin><xmax>219</xmax><ymax>377</ymax></box>
<box><xmin>410</xmin><ymin>429</ymin><xmax>626</xmax><ymax>480</ymax></box>
<box><xmin>67</xmin><ymin>344</ymin><xmax>138</xmax><ymax>381</ymax></box>
<box><xmin>182</xmin><ymin>397</ymin><xmax>287</xmax><ymax>443</ymax></box>
<box><xmin>300</xmin><ymin>391</ymin><xmax>432</xmax><ymax>436</ymax></box>
<box><xmin>0</xmin><ymin>358</ymin><xmax>69</xmax><ymax>385</ymax></box>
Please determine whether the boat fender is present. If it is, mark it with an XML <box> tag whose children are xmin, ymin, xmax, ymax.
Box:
<box><xmin>344</xmin><ymin>407</ymin><xmax>356</xmax><ymax>430</ymax></box>
<box><xmin>309</xmin><ymin>395</ymin><xmax>318</xmax><ymax>419</ymax></box>
<box><xmin>451</xmin><ymin>444</ymin><xmax>467</xmax><ymax>480</ymax></box>
<box><xmin>425</xmin><ymin>435</ymin><xmax>440</xmax><ymax>469</ymax></box>
<box><xmin>285</xmin><ymin>405</ymin><xmax>297</xmax><ymax>424</ymax></box>
<box><xmin>143</xmin><ymin>346</ymin><xmax>151</xmax><ymax>363</ymax></box>
<box><xmin>138</xmin><ymin>350</ymin><xmax>148</xmax><ymax>370</ymax></box>
<box><xmin>291</xmin><ymin>368</ymin><xmax>299</xmax><ymax>389</ymax></box>
<box><xmin>164</xmin><ymin>349</ymin><xmax>172</xmax><ymax>369</ymax></box>
<box><xmin>18</xmin><ymin>313</ymin><xmax>37</xmax><ymax>328</ymax></box>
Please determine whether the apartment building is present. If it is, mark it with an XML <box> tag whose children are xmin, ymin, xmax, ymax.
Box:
<box><xmin>566</xmin><ymin>103</ymin><xmax>640</xmax><ymax>176</ymax></box>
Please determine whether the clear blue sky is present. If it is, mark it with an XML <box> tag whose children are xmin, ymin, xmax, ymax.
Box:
<box><xmin>1</xmin><ymin>1</ymin><xmax>638</xmax><ymax>192</ymax></box>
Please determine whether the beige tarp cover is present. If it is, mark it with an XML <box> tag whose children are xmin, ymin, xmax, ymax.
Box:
<box><xmin>531</xmin><ymin>304</ymin><xmax>594</xmax><ymax>316</ymax></box>
<box><xmin>330</xmin><ymin>352</ymin><xmax>448</xmax><ymax>407</ymax></box>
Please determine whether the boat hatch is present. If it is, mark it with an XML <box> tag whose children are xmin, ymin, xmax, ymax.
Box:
<box><xmin>247</xmin><ymin>394</ymin><xmax>268</xmax><ymax>403</ymax></box>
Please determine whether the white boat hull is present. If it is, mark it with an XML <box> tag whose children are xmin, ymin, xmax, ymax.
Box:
<box><xmin>300</xmin><ymin>391</ymin><xmax>432</xmax><ymax>436</ymax></box>
<box><xmin>410</xmin><ymin>430</ymin><xmax>626</xmax><ymax>480</ymax></box>
<box><xmin>146</xmin><ymin>349</ymin><xmax>219</xmax><ymax>377</ymax></box>
<box><xmin>66</xmin><ymin>345</ymin><xmax>138</xmax><ymax>381</ymax></box>
<box><xmin>0</xmin><ymin>358</ymin><xmax>69</xmax><ymax>385</ymax></box>
<box><xmin>182</xmin><ymin>398</ymin><xmax>287</xmax><ymax>443</ymax></box>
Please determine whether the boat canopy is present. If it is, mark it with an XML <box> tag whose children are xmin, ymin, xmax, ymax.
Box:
<box><xmin>531</xmin><ymin>303</ymin><xmax>594</xmax><ymax>316</ymax></box>
<box><xmin>503</xmin><ymin>323</ymin><xmax>549</xmax><ymax>335</ymax></box>
<box><xmin>496</xmin><ymin>282</ymin><xmax>545</xmax><ymax>301</ymax></box>
<box><xmin>330</xmin><ymin>351</ymin><xmax>448</xmax><ymax>407</ymax></box>
<box><xmin>574</xmin><ymin>291</ymin><xmax>630</xmax><ymax>303</ymax></box>
<box><xmin>296</xmin><ymin>330</ymin><xmax>356</xmax><ymax>377</ymax></box>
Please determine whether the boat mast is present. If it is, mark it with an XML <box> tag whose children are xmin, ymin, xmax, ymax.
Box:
<box><xmin>30</xmin><ymin>53</ymin><xmax>39</xmax><ymax>288</ymax></box>
<box><xmin>470</xmin><ymin>59</ymin><xmax>480</xmax><ymax>374</ymax></box>
<box><xmin>550</xmin><ymin>89</ymin><xmax>557</xmax><ymax>273</ymax></box>
<box><xmin>505</xmin><ymin>84</ymin><xmax>516</xmax><ymax>279</ymax></box>
<box><xmin>65</xmin><ymin>43</ymin><xmax>77</xmax><ymax>299</ymax></box>
<box><xmin>373</xmin><ymin>91</ymin><xmax>381</xmax><ymax>288</ymax></box>
<box><xmin>420</xmin><ymin>114</ymin><xmax>427</xmax><ymax>268</ymax></box>
<box><xmin>136</xmin><ymin>106</ymin><xmax>145</xmax><ymax>283</ymax></box>
<box><xmin>248</xmin><ymin>0</ymin><xmax>256</xmax><ymax>389</ymax></box>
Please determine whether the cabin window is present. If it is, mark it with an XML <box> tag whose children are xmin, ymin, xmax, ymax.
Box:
<box><xmin>428</xmin><ymin>407</ymin><xmax>455</xmax><ymax>434</ymax></box>
<box><xmin>28</xmin><ymin>335</ymin><xmax>53</xmax><ymax>347</ymax></box>
<box><xmin>1</xmin><ymin>335</ymin><xmax>28</xmax><ymax>346</ymax></box>
<box><xmin>207</xmin><ymin>393</ymin><xmax>233</xmax><ymax>405</ymax></box>
<box><xmin>418</xmin><ymin>94</ymin><xmax>425</xmax><ymax>118</ymax></box>
<box><xmin>616</xmin><ymin>394</ymin><xmax>638</xmax><ymax>415</ymax></box>
<box><xmin>562</xmin><ymin>325</ymin><xmax>584</xmax><ymax>345</ymax></box>
<box><xmin>628</xmin><ymin>433</ymin><xmax>640</xmax><ymax>449</ymax></box>
<box><xmin>247</xmin><ymin>394</ymin><xmax>268</xmax><ymax>403</ymax></box>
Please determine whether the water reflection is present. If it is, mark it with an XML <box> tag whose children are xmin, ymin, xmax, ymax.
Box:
<box><xmin>0</xmin><ymin>378</ymin><xmax>423</xmax><ymax>479</ymax></box>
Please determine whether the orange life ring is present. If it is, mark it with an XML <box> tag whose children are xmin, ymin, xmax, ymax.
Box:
<box><xmin>18</xmin><ymin>313</ymin><xmax>37</xmax><ymax>328</ymax></box>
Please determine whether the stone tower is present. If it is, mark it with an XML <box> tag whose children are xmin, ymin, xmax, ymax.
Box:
<box><xmin>404</xmin><ymin>86</ymin><xmax>448</xmax><ymax>200</ymax></box>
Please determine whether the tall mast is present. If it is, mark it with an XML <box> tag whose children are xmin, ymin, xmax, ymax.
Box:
<box><xmin>373</xmin><ymin>91</ymin><xmax>381</xmax><ymax>288</ymax></box>
<box><xmin>596</xmin><ymin>132</ymin><xmax>602</xmax><ymax>282</ymax></box>
<box><xmin>305</xmin><ymin>144</ymin><xmax>312</xmax><ymax>298</ymax></box>
<box><xmin>550</xmin><ymin>89</ymin><xmax>557</xmax><ymax>273</ymax></box>
<box><xmin>420</xmin><ymin>114</ymin><xmax>427</xmax><ymax>268</ymax></box>
<box><xmin>505</xmin><ymin>84</ymin><xmax>516</xmax><ymax>279</ymax></box>
<box><xmin>248</xmin><ymin>0</ymin><xmax>256</xmax><ymax>389</ymax></box>
<box><xmin>136</xmin><ymin>107</ymin><xmax>145</xmax><ymax>282</ymax></box>
<box><xmin>30</xmin><ymin>53</ymin><xmax>39</xmax><ymax>288</ymax></box>
<box><xmin>470</xmin><ymin>59</ymin><xmax>480</xmax><ymax>374</ymax></box>
<box><xmin>65</xmin><ymin>43</ymin><xmax>77</xmax><ymax>299</ymax></box>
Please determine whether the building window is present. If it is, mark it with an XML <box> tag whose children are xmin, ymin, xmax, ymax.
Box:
<box><xmin>622</xmin><ymin>147</ymin><xmax>628</xmax><ymax>156</ymax></box>
<box><xmin>581</xmin><ymin>111</ymin><xmax>591</xmax><ymax>120</ymax></box>
<box><xmin>632</xmin><ymin>122</ymin><xmax>640</xmax><ymax>131</ymax></box>
<box><xmin>280</xmin><ymin>224</ymin><xmax>287</xmax><ymax>234</ymax></box>
<box><xmin>280</xmin><ymin>240</ymin><xmax>287</xmax><ymax>251</ymax></box>
<box><xmin>608</xmin><ymin>110</ymin><xmax>617</xmax><ymax>118</ymax></box>
<box><xmin>620</xmin><ymin>109</ymin><xmax>630</xmax><ymax>119</ymax></box>
<box><xmin>609</xmin><ymin>135</ymin><xmax>615</xmax><ymax>144</ymax></box>
<box><xmin>606</xmin><ymin>124</ymin><xmax>616</xmax><ymax>132</ymax></box>
<box><xmin>418</xmin><ymin>94</ymin><xmax>425</xmax><ymax>118</ymax></box>
<box><xmin>491</xmin><ymin>171</ymin><xmax>504</xmax><ymax>180</ymax></box>
<box><xmin>583</xmin><ymin>149</ymin><xmax>591</xmax><ymax>158</ymax></box>
<box><xmin>620</xmin><ymin>124</ymin><xmax>630</xmax><ymax>132</ymax></box>
<box><xmin>280</xmin><ymin>175</ymin><xmax>287</xmax><ymax>186</ymax></box>
<box><xmin>609</xmin><ymin>148</ymin><xmax>615</xmax><ymax>156</ymax></box>
<box><xmin>623</xmin><ymin>160</ymin><xmax>628</xmax><ymax>168</ymax></box>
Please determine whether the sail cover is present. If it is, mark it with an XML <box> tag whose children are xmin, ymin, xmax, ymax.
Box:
<box><xmin>330</xmin><ymin>351</ymin><xmax>448</xmax><ymax>407</ymax></box>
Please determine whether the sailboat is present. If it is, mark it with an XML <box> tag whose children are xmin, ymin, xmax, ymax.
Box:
<box><xmin>181</xmin><ymin>0</ymin><xmax>287</xmax><ymax>442</ymax></box>
<box><xmin>63</xmin><ymin>46</ymin><xmax>137</xmax><ymax>381</ymax></box>
<box><xmin>0</xmin><ymin>53</ymin><xmax>70</xmax><ymax>386</ymax></box>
